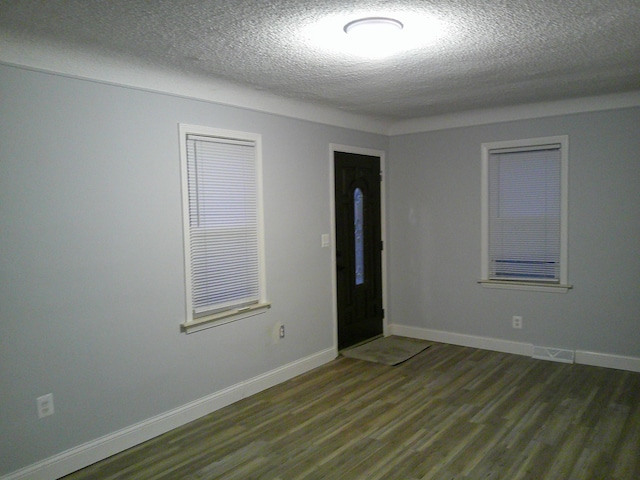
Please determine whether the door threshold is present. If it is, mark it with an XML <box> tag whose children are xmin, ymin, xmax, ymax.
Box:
<box><xmin>340</xmin><ymin>334</ymin><xmax>384</xmax><ymax>353</ymax></box>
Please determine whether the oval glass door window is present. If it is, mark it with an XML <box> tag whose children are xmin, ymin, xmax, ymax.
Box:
<box><xmin>354</xmin><ymin>187</ymin><xmax>364</xmax><ymax>285</ymax></box>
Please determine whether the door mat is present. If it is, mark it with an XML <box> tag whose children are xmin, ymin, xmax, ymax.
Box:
<box><xmin>341</xmin><ymin>336</ymin><xmax>433</xmax><ymax>366</ymax></box>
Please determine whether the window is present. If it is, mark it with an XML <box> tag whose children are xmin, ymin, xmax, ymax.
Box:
<box><xmin>481</xmin><ymin>136</ymin><xmax>570</xmax><ymax>292</ymax></box>
<box><xmin>179</xmin><ymin>124</ymin><xmax>269</xmax><ymax>332</ymax></box>
<box><xmin>354</xmin><ymin>187</ymin><xmax>364</xmax><ymax>286</ymax></box>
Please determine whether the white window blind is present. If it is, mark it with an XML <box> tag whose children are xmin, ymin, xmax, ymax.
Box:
<box><xmin>184</xmin><ymin>132</ymin><xmax>261</xmax><ymax>318</ymax></box>
<box><xmin>487</xmin><ymin>145</ymin><xmax>561</xmax><ymax>282</ymax></box>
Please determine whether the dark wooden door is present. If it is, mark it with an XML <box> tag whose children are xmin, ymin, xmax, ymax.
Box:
<box><xmin>334</xmin><ymin>151</ymin><xmax>383</xmax><ymax>350</ymax></box>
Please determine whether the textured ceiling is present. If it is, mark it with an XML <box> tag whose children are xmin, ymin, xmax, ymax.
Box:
<box><xmin>1</xmin><ymin>0</ymin><xmax>639</xmax><ymax>121</ymax></box>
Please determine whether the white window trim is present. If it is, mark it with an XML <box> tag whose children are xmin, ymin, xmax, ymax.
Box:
<box><xmin>179</xmin><ymin>124</ymin><xmax>269</xmax><ymax>333</ymax></box>
<box><xmin>480</xmin><ymin>135</ymin><xmax>572</xmax><ymax>293</ymax></box>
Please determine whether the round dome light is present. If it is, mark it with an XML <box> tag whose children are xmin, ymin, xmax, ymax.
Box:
<box><xmin>343</xmin><ymin>17</ymin><xmax>403</xmax><ymax>37</ymax></box>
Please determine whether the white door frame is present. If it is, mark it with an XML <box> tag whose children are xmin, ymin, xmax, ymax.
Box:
<box><xmin>329</xmin><ymin>144</ymin><xmax>388</xmax><ymax>352</ymax></box>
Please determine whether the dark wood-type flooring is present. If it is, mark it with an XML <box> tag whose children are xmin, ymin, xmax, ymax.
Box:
<box><xmin>63</xmin><ymin>341</ymin><xmax>640</xmax><ymax>479</ymax></box>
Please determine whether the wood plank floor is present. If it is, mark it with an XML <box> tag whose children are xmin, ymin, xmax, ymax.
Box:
<box><xmin>62</xmin><ymin>342</ymin><xmax>640</xmax><ymax>479</ymax></box>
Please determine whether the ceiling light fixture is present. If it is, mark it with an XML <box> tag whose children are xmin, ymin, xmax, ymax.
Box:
<box><xmin>343</xmin><ymin>17</ymin><xmax>404</xmax><ymax>37</ymax></box>
<box><xmin>305</xmin><ymin>13</ymin><xmax>444</xmax><ymax>59</ymax></box>
<box><xmin>342</xmin><ymin>17</ymin><xmax>404</xmax><ymax>58</ymax></box>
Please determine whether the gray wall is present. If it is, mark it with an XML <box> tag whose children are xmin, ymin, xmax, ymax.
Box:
<box><xmin>388</xmin><ymin>108</ymin><xmax>640</xmax><ymax>357</ymax></box>
<box><xmin>0</xmin><ymin>64</ymin><xmax>388</xmax><ymax>475</ymax></box>
<box><xmin>2</xmin><ymin>61</ymin><xmax>639</xmax><ymax>477</ymax></box>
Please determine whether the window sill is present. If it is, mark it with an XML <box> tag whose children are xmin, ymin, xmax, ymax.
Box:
<box><xmin>181</xmin><ymin>302</ymin><xmax>271</xmax><ymax>334</ymax></box>
<box><xmin>478</xmin><ymin>280</ymin><xmax>572</xmax><ymax>293</ymax></box>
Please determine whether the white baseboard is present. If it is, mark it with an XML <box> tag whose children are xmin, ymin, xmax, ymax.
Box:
<box><xmin>389</xmin><ymin>323</ymin><xmax>640</xmax><ymax>373</ymax></box>
<box><xmin>2</xmin><ymin>347</ymin><xmax>337</xmax><ymax>480</ymax></box>
<box><xmin>389</xmin><ymin>324</ymin><xmax>533</xmax><ymax>357</ymax></box>
<box><xmin>575</xmin><ymin>350</ymin><xmax>640</xmax><ymax>372</ymax></box>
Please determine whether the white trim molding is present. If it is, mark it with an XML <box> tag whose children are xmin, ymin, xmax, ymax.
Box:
<box><xmin>388</xmin><ymin>324</ymin><xmax>534</xmax><ymax>357</ymax></box>
<box><xmin>389</xmin><ymin>324</ymin><xmax>640</xmax><ymax>373</ymax></box>
<box><xmin>2</xmin><ymin>33</ymin><xmax>639</xmax><ymax>137</ymax></box>
<box><xmin>575</xmin><ymin>350</ymin><xmax>640</xmax><ymax>373</ymax></box>
<box><xmin>0</xmin><ymin>34</ymin><xmax>390</xmax><ymax>135</ymax></box>
<box><xmin>0</xmin><ymin>348</ymin><xmax>336</xmax><ymax>480</ymax></box>
<box><xmin>389</xmin><ymin>91</ymin><xmax>640</xmax><ymax>135</ymax></box>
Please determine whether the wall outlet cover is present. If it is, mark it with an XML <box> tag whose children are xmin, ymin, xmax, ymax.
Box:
<box><xmin>37</xmin><ymin>393</ymin><xmax>55</xmax><ymax>418</ymax></box>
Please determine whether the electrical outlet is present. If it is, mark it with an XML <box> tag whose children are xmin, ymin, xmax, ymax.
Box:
<box><xmin>37</xmin><ymin>393</ymin><xmax>54</xmax><ymax>419</ymax></box>
<box><xmin>279</xmin><ymin>325</ymin><xmax>285</xmax><ymax>338</ymax></box>
<box><xmin>512</xmin><ymin>316</ymin><xmax>523</xmax><ymax>329</ymax></box>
